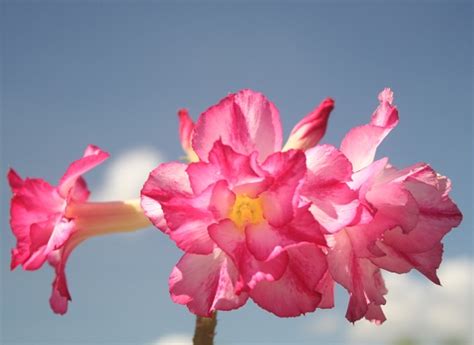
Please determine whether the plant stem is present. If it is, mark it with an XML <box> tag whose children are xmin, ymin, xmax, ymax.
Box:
<box><xmin>193</xmin><ymin>312</ymin><xmax>217</xmax><ymax>345</ymax></box>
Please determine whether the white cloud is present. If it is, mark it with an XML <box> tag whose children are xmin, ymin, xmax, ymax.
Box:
<box><xmin>92</xmin><ymin>146</ymin><xmax>165</xmax><ymax>201</ymax></box>
<box><xmin>347</xmin><ymin>257</ymin><xmax>474</xmax><ymax>345</ymax></box>
<box><xmin>152</xmin><ymin>333</ymin><xmax>192</xmax><ymax>345</ymax></box>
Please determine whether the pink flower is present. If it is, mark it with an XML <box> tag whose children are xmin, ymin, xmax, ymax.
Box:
<box><xmin>8</xmin><ymin>145</ymin><xmax>108</xmax><ymax>314</ymax></box>
<box><xmin>8</xmin><ymin>145</ymin><xmax>150</xmax><ymax>314</ymax></box>
<box><xmin>142</xmin><ymin>90</ymin><xmax>357</xmax><ymax>317</ymax></box>
<box><xmin>326</xmin><ymin>89</ymin><xmax>462</xmax><ymax>323</ymax></box>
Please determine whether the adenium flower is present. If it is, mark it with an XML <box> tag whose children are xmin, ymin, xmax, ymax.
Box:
<box><xmin>8</xmin><ymin>145</ymin><xmax>150</xmax><ymax>314</ymax></box>
<box><xmin>142</xmin><ymin>90</ymin><xmax>360</xmax><ymax>317</ymax></box>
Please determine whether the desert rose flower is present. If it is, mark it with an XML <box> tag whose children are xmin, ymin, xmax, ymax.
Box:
<box><xmin>325</xmin><ymin>89</ymin><xmax>463</xmax><ymax>323</ymax></box>
<box><xmin>142</xmin><ymin>90</ymin><xmax>359</xmax><ymax>317</ymax></box>
<box><xmin>8</xmin><ymin>145</ymin><xmax>151</xmax><ymax>314</ymax></box>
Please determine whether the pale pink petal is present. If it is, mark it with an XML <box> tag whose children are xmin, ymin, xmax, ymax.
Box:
<box><xmin>371</xmin><ymin>241</ymin><xmax>443</xmax><ymax>284</ymax></box>
<box><xmin>305</xmin><ymin>145</ymin><xmax>353</xmax><ymax>184</ymax></box>
<box><xmin>250</xmin><ymin>243</ymin><xmax>327</xmax><ymax>317</ymax></box>
<box><xmin>58</xmin><ymin>145</ymin><xmax>109</xmax><ymax>198</ymax></box>
<box><xmin>366</xmin><ymin>182</ymin><xmax>420</xmax><ymax>233</ymax></box>
<box><xmin>192</xmin><ymin>89</ymin><xmax>283</xmax><ymax>161</ymax></box>
<box><xmin>302</xmin><ymin>145</ymin><xmax>359</xmax><ymax>233</ymax></box>
<box><xmin>283</xmin><ymin>98</ymin><xmax>334</xmax><ymax>151</ymax></box>
<box><xmin>340</xmin><ymin>88</ymin><xmax>399</xmax><ymax>171</ymax></box>
<box><xmin>69</xmin><ymin>177</ymin><xmax>90</xmax><ymax>203</ymax></box>
<box><xmin>307</xmin><ymin>184</ymin><xmax>359</xmax><ymax>233</ymax></box>
<box><xmin>260</xmin><ymin>150</ymin><xmax>307</xmax><ymax>227</ymax></box>
<box><xmin>169</xmin><ymin>250</ymin><xmax>248</xmax><ymax>317</ymax></box>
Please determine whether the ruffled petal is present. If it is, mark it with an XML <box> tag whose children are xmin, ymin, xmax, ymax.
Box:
<box><xmin>327</xmin><ymin>230</ymin><xmax>387</xmax><ymax>323</ymax></box>
<box><xmin>9</xmin><ymin>178</ymin><xmax>65</xmax><ymax>270</ymax></box>
<box><xmin>260</xmin><ymin>150</ymin><xmax>307</xmax><ymax>227</ymax></box>
<box><xmin>192</xmin><ymin>89</ymin><xmax>283</xmax><ymax>161</ymax></box>
<box><xmin>250</xmin><ymin>243</ymin><xmax>327</xmax><ymax>317</ymax></box>
<box><xmin>58</xmin><ymin>145</ymin><xmax>109</xmax><ymax>198</ymax></box>
<box><xmin>208</xmin><ymin>219</ymin><xmax>289</xmax><ymax>289</ymax></box>
<box><xmin>283</xmin><ymin>98</ymin><xmax>334</xmax><ymax>151</ymax></box>
<box><xmin>302</xmin><ymin>145</ymin><xmax>359</xmax><ymax>233</ymax></box>
<box><xmin>187</xmin><ymin>141</ymin><xmax>264</xmax><ymax>195</ymax></box>
<box><xmin>340</xmin><ymin>88</ymin><xmax>399</xmax><ymax>171</ymax></box>
<box><xmin>169</xmin><ymin>250</ymin><xmax>248</xmax><ymax>317</ymax></box>
<box><xmin>141</xmin><ymin>162</ymin><xmax>193</xmax><ymax>233</ymax></box>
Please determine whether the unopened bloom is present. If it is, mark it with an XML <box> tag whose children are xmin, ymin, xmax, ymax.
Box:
<box><xmin>8</xmin><ymin>145</ymin><xmax>150</xmax><ymax>314</ymax></box>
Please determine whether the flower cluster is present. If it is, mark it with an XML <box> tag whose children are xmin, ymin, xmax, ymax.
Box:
<box><xmin>7</xmin><ymin>88</ymin><xmax>462</xmax><ymax>324</ymax></box>
<box><xmin>141</xmin><ymin>89</ymin><xmax>462</xmax><ymax>323</ymax></box>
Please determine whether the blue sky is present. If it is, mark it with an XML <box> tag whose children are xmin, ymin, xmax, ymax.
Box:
<box><xmin>1</xmin><ymin>2</ymin><xmax>472</xmax><ymax>344</ymax></box>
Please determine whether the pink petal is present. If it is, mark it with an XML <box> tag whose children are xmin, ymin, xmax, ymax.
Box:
<box><xmin>9</xmin><ymin>178</ymin><xmax>65</xmax><ymax>270</ymax></box>
<box><xmin>307</xmin><ymin>184</ymin><xmax>359</xmax><ymax>233</ymax></box>
<box><xmin>250</xmin><ymin>243</ymin><xmax>327</xmax><ymax>317</ymax></box>
<box><xmin>260</xmin><ymin>150</ymin><xmax>307</xmax><ymax>227</ymax></box>
<box><xmin>327</xmin><ymin>230</ymin><xmax>387</xmax><ymax>323</ymax></box>
<box><xmin>58</xmin><ymin>145</ymin><xmax>109</xmax><ymax>198</ymax></box>
<box><xmin>302</xmin><ymin>145</ymin><xmax>359</xmax><ymax>233</ymax></box>
<box><xmin>192</xmin><ymin>89</ymin><xmax>283</xmax><ymax>161</ymax></box>
<box><xmin>178</xmin><ymin>109</ymin><xmax>195</xmax><ymax>154</ymax></box>
<box><xmin>48</xmin><ymin>231</ymin><xmax>85</xmax><ymax>315</ymax></box>
<box><xmin>141</xmin><ymin>162</ymin><xmax>193</xmax><ymax>232</ymax></box>
<box><xmin>7</xmin><ymin>168</ymin><xmax>24</xmax><ymax>192</ymax></box>
<box><xmin>187</xmin><ymin>140</ymin><xmax>264</xmax><ymax>195</ymax></box>
<box><xmin>208</xmin><ymin>219</ymin><xmax>289</xmax><ymax>289</ymax></box>
<box><xmin>370</xmin><ymin>241</ymin><xmax>443</xmax><ymax>284</ymax></box>
<box><xmin>245</xmin><ymin>206</ymin><xmax>325</xmax><ymax>261</ymax></box>
<box><xmin>366</xmin><ymin>182</ymin><xmax>420</xmax><ymax>233</ymax></box>
<box><xmin>316</xmin><ymin>271</ymin><xmax>335</xmax><ymax>309</ymax></box>
<box><xmin>169</xmin><ymin>250</ymin><xmax>248</xmax><ymax>317</ymax></box>
<box><xmin>208</xmin><ymin>180</ymin><xmax>236</xmax><ymax>220</ymax></box>
<box><xmin>283</xmin><ymin>98</ymin><xmax>334</xmax><ymax>151</ymax></box>
<box><xmin>340</xmin><ymin>88</ymin><xmax>399</xmax><ymax>171</ymax></box>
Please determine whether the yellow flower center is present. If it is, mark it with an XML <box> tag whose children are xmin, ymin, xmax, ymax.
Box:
<box><xmin>229</xmin><ymin>194</ymin><xmax>264</xmax><ymax>229</ymax></box>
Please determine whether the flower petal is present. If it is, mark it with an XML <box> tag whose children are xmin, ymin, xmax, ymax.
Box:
<box><xmin>250</xmin><ymin>243</ymin><xmax>327</xmax><ymax>317</ymax></box>
<box><xmin>340</xmin><ymin>88</ymin><xmax>399</xmax><ymax>171</ymax></box>
<box><xmin>169</xmin><ymin>250</ymin><xmax>248</xmax><ymax>317</ymax></box>
<box><xmin>260</xmin><ymin>150</ymin><xmax>307</xmax><ymax>227</ymax></box>
<box><xmin>58</xmin><ymin>145</ymin><xmax>109</xmax><ymax>198</ymax></box>
<box><xmin>192</xmin><ymin>89</ymin><xmax>283</xmax><ymax>161</ymax></box>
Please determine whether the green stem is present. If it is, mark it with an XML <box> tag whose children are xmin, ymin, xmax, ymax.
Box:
<box><xmin>193</xmin><ymin>313</ymin><xmax>217</xmax><ymax>345</ymax></box>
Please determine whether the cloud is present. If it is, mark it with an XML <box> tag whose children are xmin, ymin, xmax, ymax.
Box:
<box><xmin>347</xmin><ymin>257</ymin><xmax>474</xmax><ymax>345</ymax></box>
<box><xmin>152</xmin><ymin>333</ymin><xmax>192</xmax><ymax>345</ymax></box>
<box><xmin>92</xmin><ymin>146</ymin><xmax>165</xmax><ymax>201</ymax></box>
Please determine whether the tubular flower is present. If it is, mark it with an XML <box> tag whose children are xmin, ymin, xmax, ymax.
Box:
<box><xmin>326</xmin><ymin>89</ymin><xmax>462</xmax><ymax>323</ymax></box>
<box><xmin>142</xmin><ymin>88</ymin><xmax>462</xmax><ymax>322</ymax></box>
<box><xmin>8</xmin><ymin>145</ymin><xmax>150</xmax><ymax>314</ymax></box>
